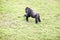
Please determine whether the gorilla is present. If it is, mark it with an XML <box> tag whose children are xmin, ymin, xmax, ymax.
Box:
<box><xmin>24</xmin><ymin>7</ymin><xmax>41</xmax><ymax>24</ymax></box>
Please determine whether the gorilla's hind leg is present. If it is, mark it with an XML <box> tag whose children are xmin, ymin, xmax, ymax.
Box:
<box><xmin>35</xmin><ymin>18</ymin><xmax>38</xmax><ymax>24</ymax></box>
<box><xmin>35</xmin><ymin>15</ymin><xmax>39</xmax><ymax>24</ymax></box>
<box><xmin>38</xmin><ymin>17</ymin><xmax>41</xmax><ymax>22</ymax></box>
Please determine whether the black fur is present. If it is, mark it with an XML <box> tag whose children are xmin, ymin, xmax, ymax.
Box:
<box><xmin>24</xmin><ymin>7</ymin><xmax>41</xmax><ymax>24</ymax></box>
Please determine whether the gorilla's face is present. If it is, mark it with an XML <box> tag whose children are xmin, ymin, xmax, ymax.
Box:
<box><xmin>25</xmin><ymin>7</ymin><xmax>28</xmax><ymax>13</ymax></box>
<box><xmin>25</xmin><ymin>9</ymin><xmax>28</xmax><ymax>13</ymax></box>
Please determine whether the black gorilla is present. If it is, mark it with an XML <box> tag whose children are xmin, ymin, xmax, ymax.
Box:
<box><xmin>24</xmin><ymin>7</ymin><xmax>41</xmax><ymax>24</ymax></box>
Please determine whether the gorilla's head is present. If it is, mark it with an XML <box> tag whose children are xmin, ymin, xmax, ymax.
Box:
<box><xmin>25</xmin><ymin>7</ymin><xmax>32</xmax><ymax>14</ymax></box>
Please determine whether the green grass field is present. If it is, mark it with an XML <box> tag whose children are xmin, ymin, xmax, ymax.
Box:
<box><xmin>0</xmin><ymin>0</ymin><xmax>60</xmax><ymax>40</ymax></box>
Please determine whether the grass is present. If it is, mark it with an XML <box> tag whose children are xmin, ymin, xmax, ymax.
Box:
<box><xmin>0</xmin><ymin>0</ymin><xmax>60</xmax><ymax>40</ymax></box>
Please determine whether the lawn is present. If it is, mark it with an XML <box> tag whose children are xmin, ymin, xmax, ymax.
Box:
<box><xmin>0</xmin><ymin>0</ymin><xmax>60</xmax><ymax>40</ymax></box>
